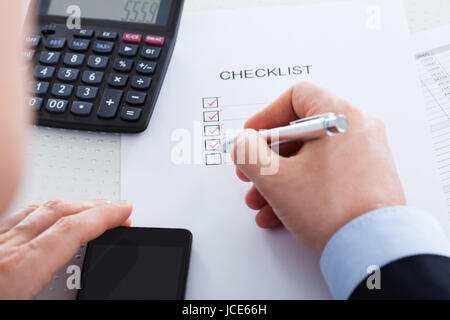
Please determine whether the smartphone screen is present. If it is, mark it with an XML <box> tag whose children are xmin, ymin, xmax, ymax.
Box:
<box><xmin>78</xmin><ymin>228</ymin><xmax>192</xmax><ymax>300</ymax></box>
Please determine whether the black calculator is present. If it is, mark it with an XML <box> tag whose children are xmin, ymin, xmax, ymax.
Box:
<box><xmin>27</xmin><ymin>0</ymin><xmax>184</xmax><ymax>133</ymax></box>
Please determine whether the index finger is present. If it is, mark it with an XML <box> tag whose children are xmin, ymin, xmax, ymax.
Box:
<box><xmin>244</xmin><ymin>86</ymin><xmax>297</xmax><ymax>130</ymax></box>
<box><xmin>245</xmin><ymin>82</ymin><xmax>345</xmax><ymax>130</ymax></box>
<box><xmin>22</xmin><ymin>201</ymin><xmax>133</xmax><ymax>285</ymax></box>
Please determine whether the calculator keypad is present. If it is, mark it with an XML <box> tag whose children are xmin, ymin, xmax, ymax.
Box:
<box><xmin>145</xmin><ymin>35</ymin><xmax>165</xmax><ymax>46</ymax></box>
<box><xmin>46</xmin><ymin>99</ymin><xmax>68</xmax><ymax>113</ymax></box>
<box><xmin>73</xmin><ymin>29</ymin><xmax>94</xmax><ymax>39</ymax></box>
<box><xmin>97</xmin><ymin>89</ymin><xmax>123</xmax><ymax>119</ymax></box>
<box><xmin>87</xmin><ymin>56</ymin><xmax>109</xmax><ymax>70</ymax></box>
<box><xmin>33</xmin><ymin>81</ymin><xmax>49</xmax><ymax>96</ymax></box>
<box><xmin>45</xmin><ymin>37</ymin><xmax>66</xmax><ymax>50</ymax></box>
<box><xmin>119</xmin><ymin>43</ymin><xmax>139</xmax><ymax>57</ymax></box>
<box><xmin>136</xmin><ymin>61</ymin><xmax>157</xmax><ymax>75</ymax></box>
<box><xmin>82</xmin><ymin>71</ymin><xmax>104</xmax><ymax>85</ymax></box>
<box><xmin>69</xmin><ymin>38</ymin><xmax>90</xmax><ymax>52</ymax></box>
<box><xmin>29</xmin><ymin>97</ymin><xmax>43</xmax><ymax>110</ymax></box>
<box><xmin>98</xmin><ymin>31</ymin><xmax>118</xmax><ymax>41</ymax></box>
<box><xmin>76</xmin><ymin>86</ymin><xmax>98</xmax><ymax>101</ymax></box>
<box><xmin>113</xmin><ymin>58</ymin><xmax>134</xmax><ymax>72</ymax></box>
<box><xmin>71</xmin><ymin>101</ymin><xmax>93</xmax><ymax>116</ymax></box>
<box><xmin>93</xmin><ymin>41</ymin><xmax>114</xmax><ymax>54</ymax></box>
<box><xmin>131</xmin><ymin>76</ymin><xmax>152</xmax><ymax>90</ymax></box>
<box><xmin>34</xmin><ymin>66</ymin><xmax>55</xmax><ymax>80</ymax></box>
<box><xmin>63</xmin><ymin>53</ymin><xmax>85</xmax><ymax>67</ymax></box>
<box><xmin>121</xmin><ymin>107</ymin><xmax>142</xmax><ymax>122</ymax></box>
<box><xmin>141</xmin><ymin>47</ymin><xmax>161</xmax><ymax>60</ymax></box>
<box><xmin>126</xmin><ymin>91</ymin><xmax>147</xmax><ymax>106</ymax></box>
<box><xmin>39</xmin><ymin>51</ymin><xmax>61</xmax><ymax>65</ymax></box>
<box><xmin>30</xmin><ymin>25</ymin><xmax>168</xmax><ymax>132</ymax></box>
<box><xmin>108</xmin><ymin>74</ymin><xmax>129</xmax><ymax>88</ymax></box>
<box><xmin>26</xmin><ymin>35</ymin><xmax>41</xmax><ymax>48</ymax></box>
<box><xmin>51</xmin><ymin>83</ymin><xmax>74</xmax><ymax>98</ymax></box>
<box><xmin>57</xmin><ymin>68</ymin><xmax>79</xmax><ymax>82</ymax></box>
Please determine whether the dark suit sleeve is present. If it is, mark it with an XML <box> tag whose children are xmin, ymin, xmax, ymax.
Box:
<box><xmin>350</xmin><ymin>255</ymin><xmax>450</xmax><ymax>300</ymax></box>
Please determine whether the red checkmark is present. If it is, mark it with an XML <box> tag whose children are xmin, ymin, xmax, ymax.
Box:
<box><xmin>208</xmin><ymin>125</ymin><xmax>222</xmax><ymax>135</ymax></box>
<box><xmin>207</xmin><ymin>98</ymin><xmax>218</xmax><ymax>107</ymax></box>
<box><xmin>208</xmin><ymin>112</ymin><xmax>219</xmax><ymax>121</ymax></box>
<box><xmin>209</xmin><ymin>141</ymin><xmax>220</xmax><ymax>149</ymax></box>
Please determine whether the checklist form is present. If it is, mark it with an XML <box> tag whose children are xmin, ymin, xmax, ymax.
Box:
<box><xmin>121</xmin><ymin>2</ymin><xmax>444</xmax><ymax>299</ymax></box>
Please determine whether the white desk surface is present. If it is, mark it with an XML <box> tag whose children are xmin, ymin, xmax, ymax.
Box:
<box><xmin>9</xmin><ymin>0</ymin><xmax>450</xmax><ymax>299</ymax></box>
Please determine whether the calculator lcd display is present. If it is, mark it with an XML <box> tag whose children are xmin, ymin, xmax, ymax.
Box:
<box><xmin>44</xmin><ymin>0</ymin><xmax>172</xmax><ymax>26</ymax></box>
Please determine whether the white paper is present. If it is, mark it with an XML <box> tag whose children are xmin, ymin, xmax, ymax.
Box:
<box><xmin>121</xmin><ymin>1</ymin><xmax>447</xmax><ymax>299</ymax></box>
<box><xmin>413</xmin><ymin>25</ymin><xmax>450</xmax><ymax>233</ymax></box>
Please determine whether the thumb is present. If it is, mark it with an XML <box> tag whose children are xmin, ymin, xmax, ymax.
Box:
<box><xmin>232</xmin><ymin>129</ymin><xmax>282</xmax><ymax>183</ymax></box>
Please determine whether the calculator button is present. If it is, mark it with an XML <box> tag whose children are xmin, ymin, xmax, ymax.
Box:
<box><xmin>63</xmin><ymin>53</ymin><xmax>85</xmax><ymax>67</ymax></box>
<box><xmin>73</xmin><ymin>29</ymin><xmax>94</xmax><ymax>38</ymax></box>
<box><xmin>82</xmin><ymin>71</ymin><xmax>104</xmax><ymax>85</ymax></box>
<box><xmin>57</xmin><ymin>68</ymin><xmax>79</xmax><ymax>82</ymax></box>
<box><xmin>22</xmin><ymin>50</ymin><xmax>35</xmax><ymax>62</ymax></box>
<box><xmin>71</xmin><ymin>101</ymin><xmax>93</xmax><ymax>116</ymax></box>
<box><xmin>131</xmin><ymin>76</ymin><xmax>152</xmax><ymax>90</ymax></box>
<box><xmin>76</xmin><ymin>86</ymin><xmax>98</xmax><ymax>101</ymax></box>
<box><xmin>39</xmin><ymin>51</ymin><xmax>61</xmax><ymax>65</ymax></box>
<box><xmin>51</xmin><ymin>83</ymin><xmax>74</xmax><ymax>99</ymax></box>
<box><xmin>113</xmin><ymin>58</ymin><xmax>134</xmax><ymax>72</ymax></box>
<box><xmin>34</xmin><ymin>66</ymin><xmax>55</xmax><ymax>80</ymax></box>
<box><xmin>108</xmin><ymin>74</ymin><xmax>129</xmax><ymax>88</ymax></box>
<box><xmin>87</xmin><ymin>56</ymin><xmax>109</xmax><ymax>70</ymax></box>
<box><xmin>126</xmin><ymin>91</ymin><xmax>147</xmax><ymax>105</ymax></box>
<box><xmin>69</xmin><ymin>38</ymin><xmax>90</xmax><ymax>52</ymax></box>
<box><xmin>93</xmin><ymin>41</ymin><xmax>114</xmax><ymax>54</ymax></box>
<box><xmin>145</xmin><ymin>35</ymin><xmax>165</xmax><ymax>46</ymax></box>
<box><xmin>141</xmin><ymin>46</ymin><xmax>161</xmax><ymax>60</ymax></box>
<box><xmin>28</xmin><ymin>97</ymin><xmax>43</xmax><ymax>110</ymax></box>
<box><xmin>45</xmin><ymin>37</ymin><xmax>66</xmax><ymax>50</ymax></box>
<box><xmin>98</xmin><ymin>31</ymin><xmax>118</xmax><ymax>41</ymax></box>
<box><xmin>123</xmin><ymin>33</ymin><xmax>142</xmax><ymax>44</ymax></box>
<box><xmin>32</xmin><ymin>81</ymin><xmax>49</xmax><ymax>96</ymax></box>
<box><xmin>119</xmin><ymin>43</ymin><xmax>138</xmax><ymax>57</ymax></box>
<box><xmin>121</xmin><ymin>107</ymin><xmax>142</xmax><ymax>122</ymax></box>
<box><xmin>97</xmin><ymin>89</ymin><xmax>123</xmax><ymax>119</ymax></box>
<box><xmin>46</xmin><ymin>99</ymin><xmax>68</xmax><ymax>114</ymax></box>
<box><xmin>41</xmin><ymin>24</ymin><xmax>56</xmax><ymax>35</ymax></box>
<box><xmin>26</xmin><ymin>35</ymin><xmax>41</xmax><ymax>48</ymax></box>
<box><xmin>136</xmin><ymin>61</ymin><xmax>157</xmax><ymax>75</ymax></box>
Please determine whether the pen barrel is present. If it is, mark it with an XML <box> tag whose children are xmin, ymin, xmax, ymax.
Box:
<box><xmin>261</xmin><ymin>118</ymin><xmax>328</xmax><ymax>142</ymax></box>
<box><xmin>221</xmin><ymin>114</ymin><xmax>348</xmax><ymax>153</ymax></box>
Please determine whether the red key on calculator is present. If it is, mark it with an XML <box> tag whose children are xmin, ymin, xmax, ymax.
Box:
<box><xmin>145</xmin><ymin>35</ymin><xmax>165</xmax><ymax>46</ymax></box>
<box><xmin>123</xmin><ymin>33</ymin><xmax>142</xmax><ymax>43</ymax></box>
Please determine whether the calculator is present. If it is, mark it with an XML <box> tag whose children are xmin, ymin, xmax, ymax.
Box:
<box><xmin>27</xmin><ymin>0</ymin><xmax>184</xmax><ymax>133</ymax></box>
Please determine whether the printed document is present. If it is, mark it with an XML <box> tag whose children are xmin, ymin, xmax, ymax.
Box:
<box><xmin>121</xmin><ymin>1</ymin><xmax>447</xmax><ymax>299</ymax></box>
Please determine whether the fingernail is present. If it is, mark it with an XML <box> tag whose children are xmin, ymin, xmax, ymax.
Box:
<box><xmin>97</xmin><ymin>199</ymin><xmax>112</xmax><ymax>204</ymax></box>
<box><xmin>114</xmin><ymin>200</ymin><xmax>132</xmax><ymax>207</ymax></box>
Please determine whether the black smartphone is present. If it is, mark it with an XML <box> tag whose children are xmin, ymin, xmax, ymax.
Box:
<box><xmin>77</xmin><ymin>227</ymin><xmax>192</xmax><ymax>300</ymax></box>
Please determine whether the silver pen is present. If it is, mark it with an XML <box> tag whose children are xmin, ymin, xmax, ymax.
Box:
<box><xmin>222</xmin><ymin>113</ymin><xmax>349</xmax><ymax>153</ymax></box>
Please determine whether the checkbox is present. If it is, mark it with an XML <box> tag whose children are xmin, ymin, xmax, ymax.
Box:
<box><xmin>205</xmin><ymin>153</ymin><xmax>222</xmax><ymax>166</ymax></box>
<box><xmin>205</xmin><ymin>139</ymin><xmax>221</xmax><ymax>152</ymax></box>
<box><xmin>204</xmin><ymin>111</ymin><xmax>220</xmax><ymax>122</ymax></box>
<box><xmin>203</xmin><ymin>97</ymin><xmax>219</xmax><ymax>109</ymax></box>
<box><xmin>204</xmin><ymin>125</ymin><xmax>221</xmax><ymax>137</ymax></box>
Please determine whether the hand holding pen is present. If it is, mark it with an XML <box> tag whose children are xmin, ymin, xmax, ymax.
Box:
<box><xmin>232</xmin><ymin>82</ymin><xmax>406</xmax><ymax>253</ymax></box>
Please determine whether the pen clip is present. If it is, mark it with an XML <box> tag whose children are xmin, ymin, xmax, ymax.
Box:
<box><xmin>289</xmin><ymin>113</ymin><xmax>335</xmax><ymax>126</ymax></box>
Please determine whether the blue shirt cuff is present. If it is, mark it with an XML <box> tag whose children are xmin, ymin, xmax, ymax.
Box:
<box><xmin>320</xmin><ymin>206</ymin><xmax>450</xmax><ymax>300</ymax></box>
